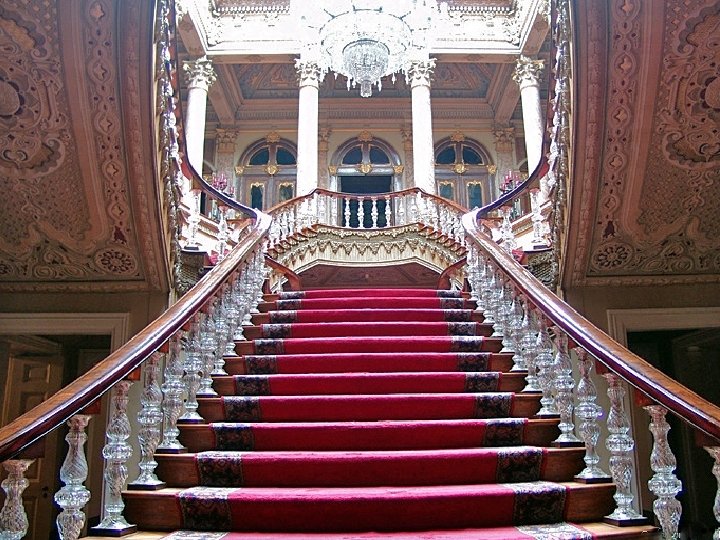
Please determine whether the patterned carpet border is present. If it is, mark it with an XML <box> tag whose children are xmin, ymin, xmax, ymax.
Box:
<box><xmin>483</xmin><ymin>418</ymin><xmax>526</xmax><ymax>446</ymax></box>
<box><xmin>244</xmin><ymin>355</ymin><xmax>278</xmax><ymax>375</ymax></box>
<box><xmin>211</xmin><ymin>423</ymin><xmax>255</xmax><ymax>451</ymax></box>
<box><xmin>179</xmin><ymin>487</ymin><xmax>234</xmax><ymax>531</ymax></box>
<box><xmin>197</xmin><ymin>452</ymin><xmax>245</xmax><ymax>487</ymax></box>
<box><xmin>224</xmin><ymin>397</ymin><xmax>262</xmax><ymax>421</ymax></box>
<box><xmin>505</xmin><ymin>481</ymin><xmax>567</xmax><ymax>525</ymax></box>
<box><xmin>474</xmin><ymin>393</ymin><xmax>513</xmax><ymax>418</ymax></box>
<box><xmin>457</xmin><ymin>352</ymin><xmax>490</xmax><ymax>372</ymax></box>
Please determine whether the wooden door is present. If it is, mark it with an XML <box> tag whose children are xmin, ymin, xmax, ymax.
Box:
<box><xmin>2</xmin><ymin>353</ymin><xmax>64</xmax><ymax>540</ymax></box>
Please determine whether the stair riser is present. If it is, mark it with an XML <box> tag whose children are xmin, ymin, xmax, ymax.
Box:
<box><xmin>176</xmin><ymin>420</ymin><xmax>561</xmax><ymax>453</ymax></box>
<box><xmin>224</xmin><ymin>353</ymin><xmax>514</xmax><ymax>374</ymax></box>
<box><xmin>243</xmin><ymin>322</ymin><xmax>493</xmax><ymax>340</ymax></box>
<box><xmin>197</xmin><ymin>394</ymin><xmax>540</xmax><ymax>422</ymax></box>
<box><xmin>156</xmin><ymin>449</ymin><xmax>586</xmax><ymax>488</ymax></box>
<box><xmin>123</xmin><ymin>484</ymin><xmax>616</xmax><ymax>533</ymax></box>
<box><xmin>212</xmin><ymin>372</ymin><xmax>526</xmax><ymax>396</ymax></box>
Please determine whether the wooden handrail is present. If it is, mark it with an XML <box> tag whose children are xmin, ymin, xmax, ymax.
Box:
<box><xmin>0</xmin><ymin>212</ymin><xmax>271</xmax><ymax>461</ymax></box>
<box><xmin>264</xmin><ymin>255</ymin><xmax>302</xmax><ymax>291</ymax></box>
<box><xmin>463</xmin><ymin>208</ymin><xmax>720</xmax><ymax>441</ymax></box>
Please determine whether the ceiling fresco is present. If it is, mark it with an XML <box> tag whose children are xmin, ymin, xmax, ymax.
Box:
<box><xmin>566</xmin><ymin>0</ymin><xmax>720</xmax><ymax>287</ymax></box>
<box><xmin>0</xmin><ymin>0</ymin><xmax>166</xmax><ymax>292</ymax></box>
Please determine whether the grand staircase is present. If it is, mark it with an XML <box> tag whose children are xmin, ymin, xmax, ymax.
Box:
<box><xmin>121</xmin><ymin>287</ymin><xmax>656</xmax><ymax>539</ymax></box>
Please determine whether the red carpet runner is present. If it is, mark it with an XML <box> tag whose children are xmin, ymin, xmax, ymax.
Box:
<box><xmin>148</xmin><ymin>288</ymin><xmax>612</xmax><ymax>538</ymax></box>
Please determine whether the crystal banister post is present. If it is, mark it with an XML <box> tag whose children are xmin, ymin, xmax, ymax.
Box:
<box><xmin>0</xmin><ymin>459</ymin><xmax>34</xmax><ymax>540</ymax></box>
<box><xmin>512</xmin><ymin>56</ymin><xmax>545</xmax><ymax>178</ymax></box>
<box><xmin>645</xmin><ymin>404</ymin><xmax>682</xmax><ymax>538</ymax></box>
<box><xmin>603</xmin><ymin>373</ymin><xmax>647</xmax><ymax>526</ymax></box>
<box><xmin>54</xmin><ymin>415</ymin><xmax>92</xmax><ymax>540</ymax></box>
<box><xmin>408</xmin><ymin>59</ymin><xmax>436</xmax><ymax>194</ymax></box>
<box><xmin>295</xmin><ymin>59</ymin><xmax>321</xmax><ymax>197</ymax></box>
<box><xmin>704</xmin><ymin>446</ymin><xmax>720</xmax><ymax>539</ymax></box>
<box><xmin>182</xmin><ymin>56</ymin><xmax>216</xmax><ymax>177</ymax></box>
<box><xmin>92</xmin><ymin>380</ymin><xmax>137</xmax><ymax>535</ymax></box>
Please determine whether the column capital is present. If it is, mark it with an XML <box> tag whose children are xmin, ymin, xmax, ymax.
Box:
<box><xmin>318</xmin><ymin>127</ymin><xmax>332</xmax><ymax>152</ymax></box>
<box><xmin>406</xmin><ymin>59</ymin><xmax>436</xmax><ymax>88</ymax></box>
<box><xmin>295</xmin><ymin>59</ymin><xmax>322</xmax><ymax>88</ymax></box>
<box><xmin>513</xmin><ymin>56</ymin><xmax>544</xmax><ymax>90</ymax></box>
<box><xmin>492</xmin><ymin>126</ymin><xmax>515</xmax><ymax>153</ymax></box>
<box><xmin>215</xmin><ymin>128</ymin><xmax>238</xmax><ymax>154</ymax></box>
<box><xmin>183</xmin><ymin>56</ymin><xmax>216</xmax><ymax>91</ymax></box>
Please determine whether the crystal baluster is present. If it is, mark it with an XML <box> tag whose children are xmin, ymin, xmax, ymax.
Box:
<box><xmin>232</xmin><ymin>275</ymin><xmax>250</xmax><ymax>339</ymax></box>
<box><xmin>384</xmin><ymin>194</ymin><xmax>391</xmax><ymax>226</ymax></box>
<box><xmin>128</xmin><ymin>353</ymin><xmax>166</xmax><ymax>489</ymax></box>
<box><xmin>604</xmin><ymin>373</ymin><xmax>646</xmax><ymax>524</ymax></box>
<box><xmin>253</xmin><ymin>255</ymin><xmax>269</xmax><ymax>312</ymax></box>
<box><xmin>500</xmin><ymin>205</ymin><xmax>518</xmax><ymax>252</ymax></box>
<box><xmin>241</xmin><ymin>270</ymin><xmax>255</xmax><ymax>327</ymax></box>
<box><xmin>473</xmin><ymin>254</ymin><xmax>488</xmax><ymax>312</ymax></box>
<box><xmin>704</xmin><ymin>446</ymin><xmax>720</xmax><ymax>540</ymax></box>
<box><xmin>92</xmin><ymin>380</ymin><xmax>136</xmax><ymax>535</ymax></box>
<box><xmin>0</xmin><ymin>460</ymin><xmax>34</xmax><ymax>540</ymax></box>
<box><xmin>157</xmin><ymin>335</ymin><xmax>187</xmax><ymax>452</ymax></box>
<box><xmin>397</xmin><ymin>195</ymin><xmax>406</xmax><ymax>225</ymax></box>
<box><xmin>534</xmin><ymin>318</ymin><xmax>558</xmax><ymax>416</ymax></box>
<box><xmin>645</xmin><ymin>404</ymin><xmax>682</xmax><ymax>538</ymax></box>
<box><xmin>54</xmin><ymin>415</ymin><xmax>92</xmax><ymax>540</ymax></box>
<box><xmin>197</xmin><ymin>309</ymin><xmax>218</xmax><ymax>397</ymax></box>
<box><xmin>481</xmin><ymin>267</ymin><xmax>498</xmax><ymax>327</ymax></box>
<box><xmin>371</xmin><ymin>197</ymin><xmax>378</xmax><ymax>228</ymax></box>
<box><xmin>213</xmin><ymin>293</ymin><xmax>229</xmax><ymax>374</ymax></box>
<box><xmin>521</xmin><ymin>306</ymin><xmax>541</xmax><ymax>392</ymax></box>
<box><xmin>223</xmin><ymin>281</ymin><xmax>240</xmax><ymax>353</ymax></box>
<box><xmin>178</xmin><ymin>318</ymin><xmax>204</xmax><ymax>423</ymax></box>
<box><xmin>508</xmin><ymin>294</ymin><xmax>526</xmax><ymax>371</ymax></box>
<box><xmin>466</xmin><ymin>247</ymin><xmax>480</xmax><ymax>304</ymax></box>
<box><xmin>574</xmin><ymin>348</ymin><xmax>610</xmax><ymax>481</ymax></box>
<box><xmin>552</xmin><ymin>330</ymin><xmax>581</xmax><ymax>445</ymax></box>
<box><xmin>498</xmin><ymin>283</ymin><xmax>513</xmax><ymax>352</ymax></box>
<box><xmin>330</xmin><ymin>194</ymin><xmax>338</xmax><ymax>225</ymax></box>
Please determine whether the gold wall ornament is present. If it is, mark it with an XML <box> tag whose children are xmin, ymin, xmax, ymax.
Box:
<box><xmin>453</xmin><ymin>163</ymin><xmax>468</xmax><ymax>175</ymax></box>
<box><xmin>393</xmin><ymin>165</ymin><xmax>404</xmax><ymax>175</ymax></box>
<box><xmin>234</xmin><ymin>165</ymin><xmax>245</xmax><ymax>175</ymax></box>
<box><xmin>357</xmin><ymin>163</ymin><xmax>373</xmax><ymax>174</ymax></box>
<box><xmin>358</xmin><ymin>130</ymin><xmax>373</xmax><ymax>142</ymax></box>
<box><xmin>265</xmin><ymin>164</ymin><xmax>279</xmax><ymax>175</ymax></box>
<box><xmin>328</xmin><ymin>165</ymin><xmax>338</xmax><ymax>175</ymax></box>
<box><xmin>266</xmin><ymin>131</ymin><xmax>281</xmax><ymax>143</ymax></box>
<box><xmin>487</xmin><ymin>164</ymin><xmax>497</xmax><ymax>175</ymax></box>
<box><xmin>450</xmin><ymin>131</ymin><xmax>465</xmax><ymax>142</ymax></box>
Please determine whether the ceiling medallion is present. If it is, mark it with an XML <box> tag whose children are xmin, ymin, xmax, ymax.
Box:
<box><xmin>296</xmin><ymin>0</ymin><xmax>439</xmax><ymax>97</ymax></box>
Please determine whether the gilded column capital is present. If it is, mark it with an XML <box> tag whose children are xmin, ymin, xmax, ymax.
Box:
<box><xmin>295</xmin><ymin>59</ymin><xmax>322</xmax><ymax>88</ymax></box>
<box><xmin>215</xmin><ymin>128</ymin><xmax>238</xmax><ymax>154</ymax></box>
<box><xmin>406</xmin><ymin>59</ymin><xmax>436</xmax><ymax>88</ymax></box>
<box><xmin>513</xmin><ymin>56</ymin><xmax>544</xmax><ymax>90</ymax></box>
<box><xmin>183</xmin><ymin>56</ymin><xmax>216</xmax><ymax>90</ymax></box>
<box><xmin>493</xmin><ymin>126</ymin><xmax>515</xmax><ymax>153</ymax></box>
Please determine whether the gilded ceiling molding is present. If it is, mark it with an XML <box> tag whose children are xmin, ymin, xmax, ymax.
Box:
<box><xmin>120</xmin><ymin>0</ymin><xmax>164</xmax><ymax>290</ymax></box>
<box><xmin>567</xmin><ymin>0</ymin><xmax>606</xmax><ymax>287</ymax></box>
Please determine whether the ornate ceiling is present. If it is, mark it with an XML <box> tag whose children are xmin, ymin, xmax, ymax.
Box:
<box><xmin>565</xmin><ymin>0</ymin><xmax>720</xmax><ymax>287</ymax></box>
<box><xmin>0</xmin><ymin>0</ymin><xmax>168</xmax><ymax>293</ymax></box>
<box><xmin>1</xmin><ymin>0</ymin><xmax>718</xmax><ymax>295</ymax></box>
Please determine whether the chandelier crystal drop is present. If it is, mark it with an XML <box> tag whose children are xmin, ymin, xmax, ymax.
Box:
<box><xmin>296</xmin><ymin>0</ymin><xmax>439</xmax><ymax>98</ymax></box>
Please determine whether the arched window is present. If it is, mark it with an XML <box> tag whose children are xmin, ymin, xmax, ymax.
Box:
<box><xmin>434</xmin><ymin>134</ymin><xmax>493</xmax><ymax>210</ymax></box>
<box><xmin>330</xmin><ymin>134</ymin><xmax>402</xmax><ymax>228</ymax></box>
<box><xmin>236</xmin><ymin>134</ymin><xmax>297</xmax><ymax>210</ymax></box>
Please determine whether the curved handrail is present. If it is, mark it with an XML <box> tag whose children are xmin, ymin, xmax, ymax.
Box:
<box><xmin>0</xmin><ymin>211</ymin><xmax>271</xmax><ymax>461</ymax></box>
<box><xmin>476</xmin><ymin>158</ymin><xmax>548</xmax><ymax>218</ymax></box>
<box><xmin>463</xmin><ymin>208</ymin><xmax>720</xmax><ymax>441</ymax></box>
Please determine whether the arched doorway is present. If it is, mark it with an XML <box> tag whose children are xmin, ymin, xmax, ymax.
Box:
<box><xmin>330</xmin><ymin>134</ymin><xmax>402</xmax><ymax>228</ymax></box>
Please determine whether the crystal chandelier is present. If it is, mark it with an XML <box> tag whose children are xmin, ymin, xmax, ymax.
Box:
<box><xmin>295</xmin><ymin>1</ymin><xmax>438</xmax><ymax>98</ymax></box>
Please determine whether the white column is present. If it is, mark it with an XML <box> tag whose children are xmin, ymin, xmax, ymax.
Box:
<box><xmin>182</xmin><ymin>56</ymin><xmax>216</xmax><ymax>177</ymax></box>
<box><xmin>513</xmin><ymin>56</ymin><xmax>544</xmax><ymax>175</ymax></box>
<box><xmin>295</xmin><ymin>60</ymin><xmax>321</xmax><ymax>197</ymax></box>
<box><xmin>408</xmin><ymin>59</ymin><xmax>436</xmax><ymax>194</ymax></box>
